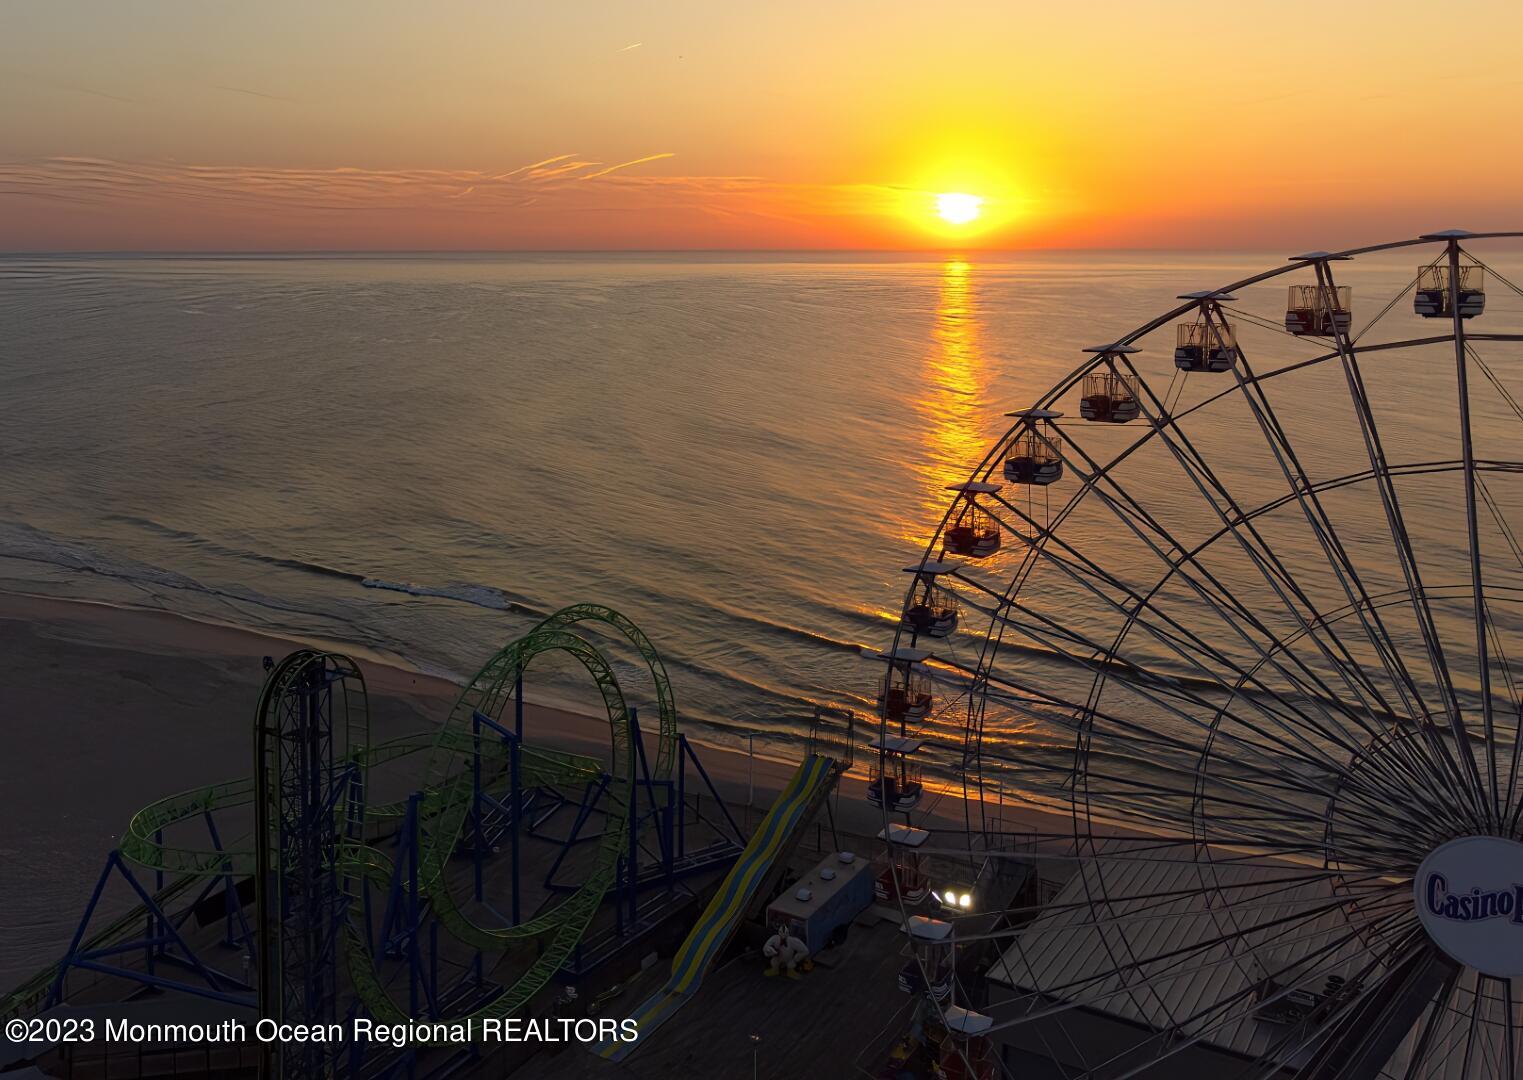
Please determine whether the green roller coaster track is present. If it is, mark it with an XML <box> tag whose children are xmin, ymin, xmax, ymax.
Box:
<box><xmin>2</xmin><ymin>604</ymin><xmax>680</xmax><ymax>1043</ymax></box>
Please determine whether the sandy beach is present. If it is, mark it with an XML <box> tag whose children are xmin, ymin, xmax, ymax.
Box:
<box><xmin>0</xmin><ymin>590</ymin><xmax>1078</xmax><ymax>991</ymax></box>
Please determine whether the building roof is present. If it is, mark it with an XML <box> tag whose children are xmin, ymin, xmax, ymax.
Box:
<box><xmin>766</xmin><ymin>851</ymin><xmax>873</xmax><ymax>923</ymax></box>
<box><xmin>877</xmin><ymin>823</ymin><xmax>930</xmax><ymax>847</ymax></box>
<box><xmin>868</xmin><ymin>733</ymin><xmax>924</xmax><ymax>754</ymax></box>
<box><xmin>984</xmin><ymin>843</ymin><xmax>1454</xmax><ymax>1073</ymax></box>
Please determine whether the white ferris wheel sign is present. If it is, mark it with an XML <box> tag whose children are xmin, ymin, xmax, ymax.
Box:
<box><xmin>1414</xmin><ymin>835</ymin><xmax>1523</xmax><ymax>977</ymax></box>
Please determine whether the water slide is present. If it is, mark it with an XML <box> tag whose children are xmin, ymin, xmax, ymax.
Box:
<box><xmin>594</xmin><ymin>751</ymin><xmax>838</xmax><ymax>1063</ymax></box>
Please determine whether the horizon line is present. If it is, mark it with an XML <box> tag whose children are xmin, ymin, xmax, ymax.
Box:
<box><xmin>7</xmin><ymin>243</ymin><xmax>1506</xmax><ymax>258</ymax></box>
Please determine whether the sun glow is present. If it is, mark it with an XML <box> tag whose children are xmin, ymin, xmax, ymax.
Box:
<box><xmin>935</xmin><ymin>192</ymin><xmax>983</xmax><ymax>225</ymax></box>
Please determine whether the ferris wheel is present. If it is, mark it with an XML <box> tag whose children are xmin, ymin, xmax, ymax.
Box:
<box><xmin>874</xmin><ymin>230</ymin><xmax>1523</xmax><ymax>1079</ymax></box>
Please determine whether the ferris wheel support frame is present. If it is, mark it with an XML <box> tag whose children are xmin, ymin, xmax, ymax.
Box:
<box><xmin>879</xmin><ymin>230</ymin><xmax>1523</xmax><ymax>1080</ymax></box>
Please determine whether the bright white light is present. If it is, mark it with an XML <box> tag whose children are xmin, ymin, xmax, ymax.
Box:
<box><xmin>959</xmin><ymin>892</ymin><xmax>972</xmax><ymax>909</ymax></box>
<box><xmin>936</xmin><ymin>192</ymin><xmax>984</xmax><ymax>226</ymax></box>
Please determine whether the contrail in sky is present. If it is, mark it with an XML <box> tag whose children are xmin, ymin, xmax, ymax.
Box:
<box><xmin>214</xmin><ymin>84</ymin><xmax>295</xmax><ymax>103</ymax></box>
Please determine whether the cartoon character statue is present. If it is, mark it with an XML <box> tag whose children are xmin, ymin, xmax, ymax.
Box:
<box><xmin>762</xmin><ymin>923</ymin><xmax>810</xmax><ymax>979</ymax></box>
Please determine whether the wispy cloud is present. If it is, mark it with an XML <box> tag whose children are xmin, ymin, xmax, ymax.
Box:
<box><xmin>620</xmin><ymin>42</ymin><xmax>643</xmax><ymax>51</ymax></box>
<box><xmin>581</xmin><ymin>153</ymin><xmax>675</xmax><ymax>180</ymax></box>
<box><xmin>0</xmin><ymin>151</ymin><xmax>906</xmax><ymax>247</ymax></box>
<box><xmin>0</xmin><ymin>152</ymin><xmax>690</xmax><ymax>213</ymax></box>
<box><xmin>213</xmin><ymin>84</ymin><xmax>295</xmax><ymax>103</ymax></box>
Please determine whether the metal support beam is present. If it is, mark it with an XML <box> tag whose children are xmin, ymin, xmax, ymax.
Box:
<box><xmin>1302</xmin><ymin>947</ymin><xmax>1458</xmax><ymax>1080</ymax></box>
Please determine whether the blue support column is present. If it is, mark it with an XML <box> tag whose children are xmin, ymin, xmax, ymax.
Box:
<box><xmin>48</xmin><ymin>854</ymin><xmax>116</xmax><ymax>1007</ymax></box>
<box><xmin>203</xmin><ymin>811</ymin><xmax>251</xmax><ymax>951</ymax></box>
<box><xmin>514</xmin><ymin>674</ymin><xmax>524</xmax><ymax>926</ymax></box>
<box><xmin>614</xmin><ymin>856</ymin><xmax>626</xmax><ymax>935</ymax></box>
<box><xmin>629</xmin><ymin>707</ymin><xmax>672</xmax><ymax>875</ymax></box>
<box><xmin>472</xmin><ymin>709</ymin><xmax>484</xmax><ymax>902</ymax></box>
<box><xmin>626</xmin><ymin>711</ymin><xmax>642</xmax><ymax>925</ymax></box>
<box><xmin>469</xmin><ymin>705</ymin><xmax>525</xmax><ymax>926</ymax></box>
<box><xmin>677</xmin><ymin>743</ymin><xmax>687</xmax><ymax>859</ymax></box>
<box><xmin>429</xmin><ymin>921</ymin><xmax>440</xmax><ymax>1019</ymax></box>
<box><xmin>681</xmin><ymin>734</ymin><xmax>745</xmax><ymax>844</ymax></box>
<box><xmin>543</xmin><ymin>774</ymin><xmax>610</xmax><ymax>888</ymax></box>
<box><xmin>509</xmin><ymin>728</ymin><xmax>522</xmax><ymax>927</ymax></box>
<box><xmin>406</xmin><ymin>793</ymin><xmax>420</xmax><ymax>1019</ymax></box>
<box><xmin>147</xmin><ymin>827</ymin><xmax>164</xmax><ymax>975</ymax></box>
<box><xmin>48</xmin><ymin>851</ymin><xmax>249</xmax><ymax>1010</ymax></box>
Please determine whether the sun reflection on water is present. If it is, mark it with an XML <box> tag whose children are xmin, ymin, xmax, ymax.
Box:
<box><xmin>902</xmin><ymin>258</ymin><xmax>994</xmax><ymax>546</ymax></box>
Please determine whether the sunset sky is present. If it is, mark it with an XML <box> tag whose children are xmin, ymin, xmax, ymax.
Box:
<box><xmin>3</xmin><ymin>1</ymin><xmax>1522</xmax><ymax>251</ymax></box>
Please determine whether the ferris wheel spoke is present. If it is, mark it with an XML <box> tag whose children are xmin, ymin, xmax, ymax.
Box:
<box><xmin>1470</xmin><ymin>467</ymin><xmax>1523</xmax><ymax>830</ymax></box>
<box><xmin>929</xmin><ymin>870</ymin><xmax>1403</xmax><ymax>950</ymax></box>
<box><xmin>1349</xmin><ymin>267</ymin><xmax>1426</xmax><ymax>347</ymax></box>
<box><xmin>1471</xmin><ymin>974</ymin><xmax>1520</xmax><ymax>1080</ymax></box>
<box><xmin>1317</xmin><ymin>259</ymin><xmax>1490</xmax><ymax>823</ymax></box>
<box><xmin>988</xmin><ymin>885</ymin><xmax>1410</xmax><ymax>1040</ymax></box>
<box><xmin>971</xmin><ymin>607</ymin><xmax>1392</xmax><ymax>818</ymax></box>
<box><xmin>1506</xmin><ymin>977</ymin><xmax>1518</xmax><ymax>1080</ymax></box>
<box><xmin>1045</xmin><ymin>411</ymin><xmax>1459</xmax><ymax>818</ymax></box>
<box><xmin>1223</xmin><ymin>331</ymin><xmax>1482</xmax><ymax>819</ymax></box>
<box><xmin>1233</xmin><ymin>929</ymin><xmax>1434</xmax><ymax>1080</ymax></box>
<box><xmin>1170</xmin><ymin>334</ymin><xmax>1523</xmax><ymax>439</ymax></box>
<box><xmin>1054</xmin><ymin>906</ymin><xmax>1409</xmax><ymax>1044</ymax></box>
<box><xmin>1449</xmin><ymin>241</ymin><xmax>1504</xmax><ymax>827</ymax></box>
<box><xmin>989</xmin><ymin>459</ymin><xmax>1253</xmax><ymax>640</ymax></box>
<box><xmin>1045</xmin><ymin>459</ymin><xmax>1464</xmax><ymax>806</ymax></box>
<box><xmin>1176</xmin><ymin>924</ymin><xmax>1425</xmax><ymax>1080</ymax></box>
<box><xmin>1073</xmin><ymin>752</ymin><xmax>1382</xmax><ymax>845</ymax></box>
<box><xmin>1399</xmin><ymin>962</ymin><xmax>1466</xmax><ymax>1080</ymax></box>
<box><xmin>1460</xmin><ymin>977</ymin><xmax>1486</xmax><ymax>1079</ymax></box>
<box><xmin>1472</xmin><ymin>254</ymin><xmax>1523</xmax><ymax>305</ymax></box>
<box><xmin>983</xmin><ymin>472</ymin><xmax>1408</xmax><ymax>781</ymax></box>
<box><xmin>992</xmin><ymin>883</ymin><xmax>1407</xmax><ymax>944</ymax></box>
<box><xmin>974</xmin><ymin>424</ymin><xmax>1429</xmax><ymax>807</ymax></box>
<box><xmin>1051</xmin><ymin>898</ymin><xmax>1418</xmax><ymax>1079</ymax></box>
<box><xmin>923</xmin><ymin>835</ymin><xmax>1390</xmax><ymax>871</ymax></box>
<box><xmin>1112</xmin><ymin>355</ymin><xmax>1436</xmax><ymax>746</ymax></box>
<box><xmin>968</xmin><ymin>670</ymin><xmax>1340</xmax><ymax>822</ymax></box>
<box><xmin>974</xmin><ymin>548</ymin><xmax>1334</xmax><ymax>767</ymax></box>
<box><xmin>1467</xmin><ymin>347</ymin><xmax>1523</xmax><ymax>438</ymax></box>
<box><xmin>1224</xmin><ymin>315</ymin><xmax>1435</xmax><ymax>726</ymax></box>
<box><xmin>1085</xmin><ymin>359</ymin><xmax>1418</xmax><ymax>735</ymax></box>
<box><xmin>970</xmin><ymin>517</ymin><xmax>1293</xmax><ymax>709</ymax></box>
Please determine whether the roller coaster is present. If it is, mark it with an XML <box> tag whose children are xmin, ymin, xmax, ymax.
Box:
<box><xmin>1</xmin><ymin>603</ymin><xmax>761</xmax><ymax>1078</ymax></box>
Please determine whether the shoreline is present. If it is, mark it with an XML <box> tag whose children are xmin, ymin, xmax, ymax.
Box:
<box><xmin>0</xmin><ymin>588</ymin><xmax>1088</xmax><ymax>829</ymax></box>
<box><xmin>0</xmin><ymin>589</ymin><xmax>1084</xmax><ymax>987</ymax></box>
<box><xmin>0</xmin><ymin>589</ymin><xmax>453</xmax><ymax>698</ymax></box>
<box><xmin>0</xmin><ymin>589</ymin><xmax>1083</xmax><ymax>827</ymax></box>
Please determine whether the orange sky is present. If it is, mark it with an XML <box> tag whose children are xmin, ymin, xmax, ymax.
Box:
<box><xmin>3</xmin><ymin>1</ymin><xmax>1522</xmax><ymax>251</ymax></box>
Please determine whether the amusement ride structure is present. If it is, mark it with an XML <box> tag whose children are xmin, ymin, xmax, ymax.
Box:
<box><xmin>2</xmin><ymin>604</ymin><xmax>850</xmax><ymax>1078</ymax></box>
<box><xmin>877</xmin><ymin>230</ymin><xmax>1523</xmax><ymax>1078</ymax></box>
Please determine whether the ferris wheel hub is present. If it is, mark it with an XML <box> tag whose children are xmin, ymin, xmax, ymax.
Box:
<box><xmin>1414</xmin><ymin>835</ymin><xmax>1523</xmax><ymax>977</ymax></box>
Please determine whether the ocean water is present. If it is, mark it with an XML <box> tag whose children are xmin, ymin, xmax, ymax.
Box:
<box><xmin>3</xmin><ymin>247</ymin><xmax>1523</xmax><ymax>795</ymax></box>
<box><xmin>0</xmin><ymin>251</ymin><xmax>1222</xmax><ymax>734</ymax></box>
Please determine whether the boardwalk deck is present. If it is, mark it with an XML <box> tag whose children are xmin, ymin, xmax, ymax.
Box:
<box><xmin>528</xmin><ymin>914</ymin><xmax>912</xmax><ymax>1080</ymax></box>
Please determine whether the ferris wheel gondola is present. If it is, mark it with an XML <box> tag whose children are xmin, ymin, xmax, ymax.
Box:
<box><xmin>1002</xmin><ymin>409</ymin><xmax>1064</xmax><ymax>485</ymax></box>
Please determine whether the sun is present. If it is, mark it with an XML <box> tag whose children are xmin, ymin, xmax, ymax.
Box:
<box><xmin>936</xmin><ymin>192</ymin><xmax>983</xmax><ymax>226</ymax></box>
